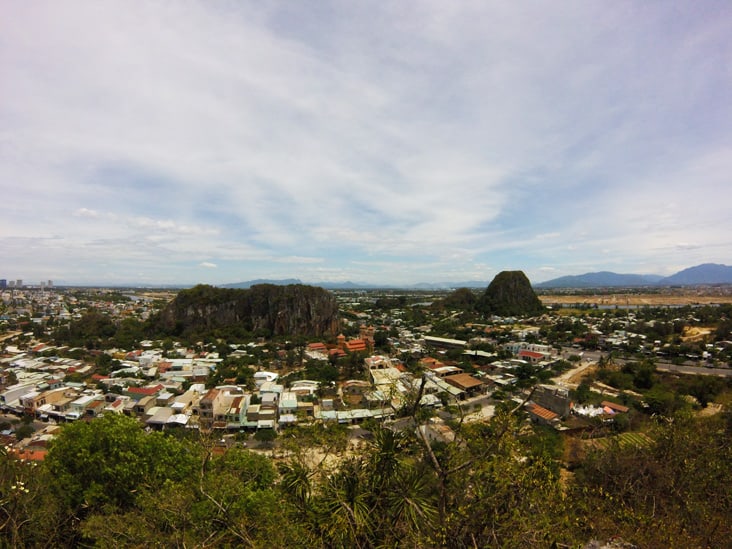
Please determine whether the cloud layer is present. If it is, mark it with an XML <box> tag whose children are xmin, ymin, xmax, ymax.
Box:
<box><xmin>1</xmin><ymin>1</ymin><xmax>731</xmax><ymax>285</ymax></box>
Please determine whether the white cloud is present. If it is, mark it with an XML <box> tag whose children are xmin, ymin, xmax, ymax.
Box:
<box><xmin>199</xmin><ymin>262</ymin><xmax>217</xmax><ymax>269</ymax></box>
<box><xmin>675</xmin><ymin>243</ymin><xmax>702</xmax><ymax>251</ymax></box>
<box><xmin>129</xmin><ymin>217</ymin><xmax>219</xmax><ymax>236</ymax></box>
<box><xmin>275</xmin><ymin>256</ymin><xmax>324</xmax><ymax>264</ymax></box>
<box><xmin>1</xmin><ymin>2</ymin><xmax>731</xmax><ymax>284</ymax></box>
<box><xmin>73</xmin><ymin>208</ymin><xmax>99</xmax><ymax>218</ymax></box>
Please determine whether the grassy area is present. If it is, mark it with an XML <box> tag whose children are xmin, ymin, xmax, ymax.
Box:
<box><xmin>593</xmin><ymin>431</ymin><xmax>652</xmax><ymax>450</ymax></box>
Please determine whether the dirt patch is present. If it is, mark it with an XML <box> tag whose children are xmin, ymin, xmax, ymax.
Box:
<box><xmin>568</xmin><ymin>364</ymin><xmax>597</xmax><ymax>385</ymax></box>
<box><xmin>0</xmin><ymin>331</ymin><xmax>22</xmax><ymax>343</ymax></box>
<box><xmin>554</xmin><ymin>362</ymin><xmax>596</xmax><ymax>387</ymax></box>
<box><xmin>682</xmin><ymin>326</ymin><xmax>712</xmax><ymax>342</ymax></box>
<box><xmin>697</xmin><ymin>403</ymin><xmax>723</xmax><ymax>417</ymax></box>
<box><xmin>558</xmin><ymin>468</ymin><xmax>575</xmax><ymax>491</ymax></box>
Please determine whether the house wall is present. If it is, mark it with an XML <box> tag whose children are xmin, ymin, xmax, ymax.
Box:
<box><xmin>534</xmin><ymin>385</ymin><xmax>571</xmax><ymax>417</ymax></box>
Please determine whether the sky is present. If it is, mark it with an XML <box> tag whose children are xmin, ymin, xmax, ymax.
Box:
<box><xmin>1</xmin><ymin>1</ymin><xmax>731</xmax><ymax>287</ymax></box>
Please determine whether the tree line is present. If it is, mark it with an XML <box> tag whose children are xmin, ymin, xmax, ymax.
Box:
<box><xmin>1</xmin><ymin>403</ymin><xmax>730</xmax><ymax>547</ymax></box>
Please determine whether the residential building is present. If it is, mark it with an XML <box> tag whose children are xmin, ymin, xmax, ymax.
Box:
<box><xmin>444</xmin><ymin>373</ymin><xmax>484</xmax><ymax>398</ymax></box>
<box><xmin>533</xmin><ymin>385</ymin><xmax>571</xmax><ymax>417</ymax></box>
<box><xmin>526</xmin><ymin>403</ymin><xmax>560</xmax><ymax>426</ymax></box>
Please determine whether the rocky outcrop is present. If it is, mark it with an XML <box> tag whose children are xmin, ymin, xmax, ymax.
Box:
<box><xmin>440</xmin><ymin>287</ymin><xmax>479</xmax><ymax>310</ymax></box>
<box><xmin>477</xmin><ymin>271</ymin><xmax>544</xmax><ymax>317</ymax></box>
<box><xmin>156</xmin><ymin>284</ymin><xmax>339</xmax><ymax>338</ymax></box>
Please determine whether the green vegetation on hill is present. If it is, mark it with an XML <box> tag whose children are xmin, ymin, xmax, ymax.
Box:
<box><xmin>2</xmin><ymin>407</ymin><xmax>730</xmax><ymax>547</ymax></box>
<box><xmin>439</xmin><ymin>287</ymin><xmax>479</xmax><ymax>310</ymax></box>
<box><xmin>476</xmin><ymin>270</ymin><xmax>544</xmax><ymax>316</ymax></box>
<box><xmin>153</xmin><ymin>283</ymin><xmax>339</xmax><ymax>339</ymax></box>
<box><xmin>434</xmin><ymin>272</ymin><xmax>544</xmax><ymax>318</ymax></box>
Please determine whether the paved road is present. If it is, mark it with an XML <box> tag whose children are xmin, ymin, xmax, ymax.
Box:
<box><xmin>556</xmin><ymin>347</ymin><xmax>732</xmax><ymax>379</ymax></box>
<box><xmin>656</xmin><ymin>363</ymin><xmax>732</xmax><ymax>377</ymax></box>
<box><xmin>553</xmin><ymin>348</ymin><xmax>604</xmax><ymax>387</ymax></box>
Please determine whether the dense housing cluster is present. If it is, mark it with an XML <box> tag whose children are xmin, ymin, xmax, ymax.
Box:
<box><xmin>1</xmin><ymin>282</ymin><xmax>731</xmax><ymax>547</ymax></box>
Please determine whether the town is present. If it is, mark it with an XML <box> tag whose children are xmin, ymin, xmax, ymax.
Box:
<box><xmin>1</xmin><ymin>277</ymin><xmax>732</xmax><ymax>547</ymax></box>
<box><xmin>1</xmin><ymin>279</ymin><xmax>731</xmax><ymax>454</ymax></box>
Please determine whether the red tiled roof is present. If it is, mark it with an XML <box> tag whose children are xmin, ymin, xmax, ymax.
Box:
<box><xmin>518</xmin><ymin>350</ymin><xmax>545</xmax><ymax>359</ymax></box>
<box><xmin>127</xmin><ymin>384</ymin><xmax>163</xmax><ymax>396</ymax></box>
<box><xmin>229</xmin><ymin>396</ymin><xmax>244</xmax><ymax>414</ymax></box>
<box><xmin>601</xmin><ymin>401</ymin><xmax>629</xmax><ymax>413</ymax></box>
<box><xmin>201</xmin><ymin>388</ymin><xmax>220</xmax><ymax>402</ymax></box>
<box><xmin>527</xmin><ymin>403</ymin><xmax>559</xmax><ymax>421</ymax></box>
<box><xmin>346</xmin><ymin>340</ymin><xmax>367</xmax><ymax>352</ymax></box>
<box><xmin>10</xmin><ymin>448</ymin><xmax>47</xmax><ymax>461</ymax></box>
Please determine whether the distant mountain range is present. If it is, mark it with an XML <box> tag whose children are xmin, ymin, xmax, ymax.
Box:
<box><xmin>53</xmin><ymin>263</ymin><xmax>732</xmax><ymax>291</ymax></box>
<box><xmin>221</xmin><ymin>264</ymin><xmax>732</xmax><ymax>291</ymax></box>
<box><xmin>535</xmin><ymin>263</ymin><xmax>732</xmax><ymax>289</ymax></box>
<box><xmin>221</xmin><ymin>278</ymin><xmax>304</xmax><ymax>289</ymax></box>
<box><xmin>660</xmin><ymin>263</ymin><xmax>732</xmax><ymax>285</ymax></box>
<box><xmin>534</xmin><ymin>272</ymin><xmax>664</xmax><ymax>289</ymax></box>
<box><xmin>220</xmin><ymin>279</ymin><xmax>491</xmax><ymax>291</ymax></box>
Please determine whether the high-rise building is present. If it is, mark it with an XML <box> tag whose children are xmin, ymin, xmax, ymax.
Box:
<box><xmin>48</xmin><ymin>280</ymin><xmax>53</xmax><ymax>288</ymax></box>
<box><xmin>8</xmin><ymin>281</ymin><xmax>15</xmax><ymax>288</ymax></box>
<box><xmin>16</xmin><ymin>279</ymin><xmax>23</xmax><ymax>288</ymax></box>
<box><xmin>0</xmin><ymin>279</ymin><xmax>6</xmax><ymax>289</ymax></box>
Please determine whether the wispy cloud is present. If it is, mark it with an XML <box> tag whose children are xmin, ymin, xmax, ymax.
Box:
<box><xmin>129</xmin><ymin>217</ymin><xmax>219</xmax><ymax>237</ymax></box>
<box><xmin>73</xmin><ymin>208</ymin><xmax>99</xmax><ymax>218</ymax></box>
<box><xmin>275</xmin><ymin>256</ymin><xmax>324</xmax><ymax>264</ymax></box>
<box><xmin>1</xmin><ymin>1</ymin><xmax>731</xmax><ymax>285</ymax></box>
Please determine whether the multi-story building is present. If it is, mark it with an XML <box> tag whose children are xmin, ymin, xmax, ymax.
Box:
<box><xmin>18</xmin><ymin>387</ymin><xmax>70</xmax><ymax>416</ymax></box>
<box><xmin>198</xmin><ymin>388</ymin><xmax>237</xmax><ymax>429</ymax></box>
<box><xmin>533</xmin><ymin>385</ymin><xmax>571</xmax><ymax>417</ymax></box>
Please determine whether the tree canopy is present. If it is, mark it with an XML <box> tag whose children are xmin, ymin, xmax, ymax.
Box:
<box><xmin>1</xmin><ymin>404</ymin><xmax>730</xmax><ymax>547</ymax></box>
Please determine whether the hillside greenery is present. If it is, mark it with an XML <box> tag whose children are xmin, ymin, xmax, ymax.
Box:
<box><xmin>1</xmin><ymin>406</ymin><xmax>730</xmax><ymax>547</ymax></box>
<box><xmin>477</xmin><ymin>271</ymin><xmax>544</xmax><ymax>317</ymax></box>
<box><xmin>152</xmin><ymin>283</ymin><xmax>339</xmax><ymax>340</ymax></box>
<box><xmin>9</xmin><ymin>284</ymin><xmax>732</xmax><ymax>547</ymax></box>
<box><xmin>431</xmin><ymin>272</ymin><xmax>544</xmax><ymax>319</ymax></box>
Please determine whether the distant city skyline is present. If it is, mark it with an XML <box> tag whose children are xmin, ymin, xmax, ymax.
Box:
<box><xmin>2</xmin><ymin>2</ymin><xmax>731</xmax><ymax>286</ymax></box>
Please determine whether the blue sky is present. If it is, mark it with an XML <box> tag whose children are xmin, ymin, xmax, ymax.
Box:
<box><xmin>1</xmin><ymin>1</ymin><xmax>731</xmax><ymax>286</ymax></box>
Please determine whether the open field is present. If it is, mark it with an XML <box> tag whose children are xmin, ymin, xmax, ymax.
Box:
<box><xmin>540</xmin><ymin>291</ymin><xmax>732</xmax><ymax>307</ymax></box>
